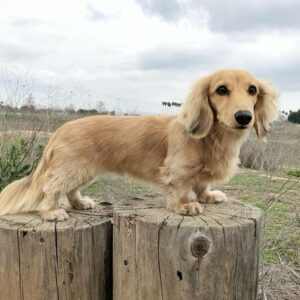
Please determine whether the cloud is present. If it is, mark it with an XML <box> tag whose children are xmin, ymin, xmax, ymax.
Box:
<box><xmin>85</xmin><ymin>4</ymin><xmax>110</xmax><ymax>22</ymax></box>
<box><xmin>198</xmin><ymin>0</ymin><xmax>300</xmax><ymax>32</ymax></box>
<box><xmin>0</xmin><ymin>43</ymin><xmax>45</xmax><ymax>62</ymax></box>
<box><xmin>136</xmin><ymin>0</ymin><xmax>300</xmax><ymax>32</ymax></box>
<box><xmin>11</xmin><ymin>17</ymin><xmax>46</xmax><ymax>27</ymax></box>
<box><xmin>137</xmin><ymin>46</ymin><xmax>229</xmax><ymax>71</ymax></box>
<box><xmin>135</xmin><ymin>0</ymin><xmax>183</xmax><ymax>22</ymax></box>
<box><xmin>255</xmin><ymin>57</ymin><xmax>300</xmax><ymax>91</ymax></box>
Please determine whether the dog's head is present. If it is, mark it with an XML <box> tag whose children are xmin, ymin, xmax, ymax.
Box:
<box><xmin>178</xmin><ymin>69</ymin><xmax>278</xmax><ymax>140</ymax></box>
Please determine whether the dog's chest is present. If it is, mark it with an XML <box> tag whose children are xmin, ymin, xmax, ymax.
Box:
<box><xmin>197</xmin><ymin>145</ymin><xmax>240</xmax><ymax>182</ymax></box>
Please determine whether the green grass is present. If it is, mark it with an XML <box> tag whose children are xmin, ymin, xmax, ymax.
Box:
<box><xmin>224</xmin><ymin>170</ymin><xmax>300</xmax><ymax>267</ymax></box>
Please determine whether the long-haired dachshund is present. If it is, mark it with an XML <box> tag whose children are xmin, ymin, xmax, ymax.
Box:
<box><xmin>0</xmin><ymin>69</ymin><xmax>278</xmax><ymax>221</ymax></box>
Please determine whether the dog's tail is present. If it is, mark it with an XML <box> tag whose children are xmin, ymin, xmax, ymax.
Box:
<box><xmin>0</xmin><ymin>145</ymin><xmax>52</xmax><ymax>216</ymax></box>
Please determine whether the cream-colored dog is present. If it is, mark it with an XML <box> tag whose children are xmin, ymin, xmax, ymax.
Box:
<box><xmin>0</xmin><ymin>69</ymin><xmax>278</xmax><ymax>221</ymax></box>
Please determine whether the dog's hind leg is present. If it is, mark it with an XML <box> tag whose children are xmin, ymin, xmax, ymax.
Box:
<box><xmin>38</xmin><ymin>191</ymin><xmax>69</xmax><ymax>221</ymax></box>
<box><xmin>37</xmin><ymin>166</ymin><xmax>93</xmax><ymax>221</ymax></box>
<box><xmin>67</xmin><ymin>189</ymin><xmax>95</xmax><ymax>210</ymax></box>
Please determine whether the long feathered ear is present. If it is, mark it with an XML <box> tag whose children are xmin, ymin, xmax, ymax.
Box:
<box><xmin>178</xmin><ymin>76</ymin><xmax>213</xmax><ymax>139</ymax></box>
<box><xmin>254</xmin><ymin>80</ymin><xmax>279</xmax><ymax>141</ymax></box>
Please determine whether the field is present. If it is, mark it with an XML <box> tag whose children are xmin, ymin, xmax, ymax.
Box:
<box><xmin>1</xmin><ymin>111</ymin><xmax>299</xmax><ymax>299</ymax></box>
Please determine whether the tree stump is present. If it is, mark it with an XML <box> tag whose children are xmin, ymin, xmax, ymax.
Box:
<box><xmin>0</xmin><ymin>207</ymin><xmax>112</xmax><ymax>300</ymax></box>
<box><xmin>113</xmin><ymin>199</ymin><xmax>261</xmax><ymax>300</ymax></box>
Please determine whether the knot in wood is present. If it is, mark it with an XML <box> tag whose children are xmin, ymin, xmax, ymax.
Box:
<box><xmin>189</xmin><ymin>233</ymin><xmax>211</xmax><ymax>258</ymax></box>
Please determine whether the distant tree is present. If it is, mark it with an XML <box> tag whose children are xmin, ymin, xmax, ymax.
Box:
<box><xmin>287</xmin><ymin>109</ymin><xmax>300</xmax><ymax>124</ymax></box>
<box><xmin>88</xmin><ymin>109</ymin><xmax>98</xmax><ymax>115</ymax></box>
<box><xmin>77</xmin><ymin>108</ymin><xmax>98</xmax><ymax>116</ymax></box>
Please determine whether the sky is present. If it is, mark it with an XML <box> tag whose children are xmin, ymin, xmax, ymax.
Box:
<box><xmin>0</xmin><ymin>0</ymin><xmax>299</xmax><ymax>114</ymax></box>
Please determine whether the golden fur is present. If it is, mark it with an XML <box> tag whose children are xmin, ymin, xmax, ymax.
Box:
<box><xmin>0</xmin><ymin>69</ymin><xmax>278</xmax><ymax>220</ymax></box>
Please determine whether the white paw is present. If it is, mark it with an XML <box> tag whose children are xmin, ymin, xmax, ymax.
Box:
<box><xmin>210</xmin><ymin>190</ymin><xmax>227</xmax><ymax>202</ymax></box>
<box><xmin>174</xmin><ymin>202</ymin><xmax>203</xmax><ymax>216</ymax></box>
<box><xmin>73</xmin><ymin>196</ymin><xmax>95</xmax><ymax>210</ymax></box>
<box><xmin>41</xmin><ymin>209</ymin><xmax>69</xmax><ymax>222</ymax></box>
<box><xmin>199</xmin><ymin>190</ymin><xmax>227</xmax><ymax>204</ymax></box>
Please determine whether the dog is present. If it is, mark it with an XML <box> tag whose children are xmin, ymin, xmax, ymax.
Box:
<box><xmin>0</xmin><ymin>69</ymin><xmax>278</xmax><ymax>221</ymax></box>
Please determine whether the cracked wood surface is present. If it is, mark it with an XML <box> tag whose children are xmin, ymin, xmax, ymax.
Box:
<box><xmin>113</xmin><ymin>199</ymin><xmax>261</xmax><ymax>300</ymax></box>
<box><xmin>0</xmin><ymin>207</ymin><xmax>112</xmax><ymax>300</ymax></box>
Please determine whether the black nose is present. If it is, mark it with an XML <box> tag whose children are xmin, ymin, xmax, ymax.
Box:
<box><xmin>234</xmin><ymin>111</ymin><xmax>252</xmax><ymax>126</ymax></box>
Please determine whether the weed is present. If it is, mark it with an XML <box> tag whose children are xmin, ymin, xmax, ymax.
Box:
<box><xmin>0</xmin><ymin>136</ymin><xmax>44</xmax><ymax>191</ymax></box>
<box><xmin>287</xmin><ymin>169</ymin><xmax>300</xmax><ymax>177</ymax></box>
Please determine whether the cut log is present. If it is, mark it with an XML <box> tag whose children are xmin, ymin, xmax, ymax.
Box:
<box><xmin>0</xmin><ymin>208</ymin><xmax>112</xmax><ymax>300</ymax></box>
<box><xmin>113</xmin><ymin>199</ymin><xmax>261</xmax><ymax>300</ymax></box>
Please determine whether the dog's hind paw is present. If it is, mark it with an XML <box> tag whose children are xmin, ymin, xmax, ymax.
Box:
<box><xmin>174</xmin><ymin>202</ymin><xmax>203</xmax><ymax>216</ymax></box>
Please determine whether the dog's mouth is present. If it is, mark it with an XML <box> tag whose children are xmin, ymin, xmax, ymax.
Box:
<box><xmin>220</xmin><ymin>122</ymin><xmax>250</xmax><ymax>130</ymax></box>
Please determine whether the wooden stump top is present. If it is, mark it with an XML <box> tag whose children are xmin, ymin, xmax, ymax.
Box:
<box><xmin>114</xmin><ymin>198</ymin><xmax>261</xmax><ymax>246</ymax></box>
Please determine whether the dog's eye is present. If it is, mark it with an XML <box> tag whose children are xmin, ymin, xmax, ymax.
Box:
<box><xmin>248</xmin><ymin>85</ymin><xmax>257</xmax><ymax>95</ymax></box>
<box><xmin>216</xmin><ymin>85</ymin><xmax>229</xmax><ymax>96</ymax></box>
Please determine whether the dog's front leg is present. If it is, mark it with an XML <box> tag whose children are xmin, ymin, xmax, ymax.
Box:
<box><xmin>166</xmin><ymin>183</ymin><xmax>203</xmax><ymax>216</ymax></box>
<box><xmin>194</xmin><ymin>185</ymin><xmax>227</xmax><ymax>204</ymax></box>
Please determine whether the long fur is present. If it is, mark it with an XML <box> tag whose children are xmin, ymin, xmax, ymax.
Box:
<box><xmin>0</xmin><ymin>69</ymin><xmax>278</xmax><ymax>220</ymax></box>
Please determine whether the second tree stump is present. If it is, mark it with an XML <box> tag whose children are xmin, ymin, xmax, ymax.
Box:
<box><xmin>113</xmin><ymin>200</ymin><xmax>261</xmax><ymax>300</ymax></box>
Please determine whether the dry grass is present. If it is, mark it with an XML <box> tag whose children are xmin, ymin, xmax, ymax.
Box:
<box><xmin>240</xmin><ymin>122</ymin><xmax>300</xmax><ymax>170</ymax></box>
<box><xmin>0</xmin><ymin>111</ymin><xmax>75</xmax><ymax>132</ymax></box>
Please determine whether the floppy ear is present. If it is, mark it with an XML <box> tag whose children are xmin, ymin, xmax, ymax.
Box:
<box><xmin>254</xmin><ymin>80</ymin><xmax>279</xmax><ymax>141</ymax></box>
<box><xmin>178</xmin><ymin>76</ymin><xmax>214</xmax><ymax>139</ymax></box>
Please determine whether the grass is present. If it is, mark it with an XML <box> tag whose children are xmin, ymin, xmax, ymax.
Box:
<box><xmin>224</xmin><ymin>170</ymin><xmax>299</xmax><ymax>267</ymax></box>
<box><xmin>0</xmin><ymin>112</ymin><xmax>75</xmax><ymax>132</ymax></box>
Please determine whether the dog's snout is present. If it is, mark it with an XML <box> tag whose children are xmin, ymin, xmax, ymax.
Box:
<box><xmin>234</xmin><ymin>111</ymin><xmax>252</xmax><ymax>126</ymax></box>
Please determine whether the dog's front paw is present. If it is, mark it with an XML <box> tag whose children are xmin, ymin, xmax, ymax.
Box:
<box><xmin>174</xmin><ymin>202</ymin><xmax>203</xmax><ymax>216</ymax></box>
<box><xmin>41</xmin><ymin>209</ymin><xmax>69</xmax><ymax>222</ymax></box>
<box><xmin>72</xmin><ymin>196</ymin><xmax>95</xmax><ymax>210</ymax></box>
<box><xmin>199</xmin><ymin>190</ymin><xmax>227</xmax><ymax>204</ymax></box>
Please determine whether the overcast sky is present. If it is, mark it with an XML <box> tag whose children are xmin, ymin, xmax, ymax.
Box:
<box><xmin>0</xmin><ymin>0</ymin><xmax>299</xmax><ymax>114</ymax></box>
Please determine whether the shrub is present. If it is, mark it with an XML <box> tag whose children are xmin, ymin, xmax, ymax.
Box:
<box><xmin>287</xmin><ymin>169</ymin><xmax>300</xmax><ymax>177</ymax></box>
<box><xmin>0</xmin><ymin>136</ymin><xmax>44</xmax><ymax>191</ymax></box>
